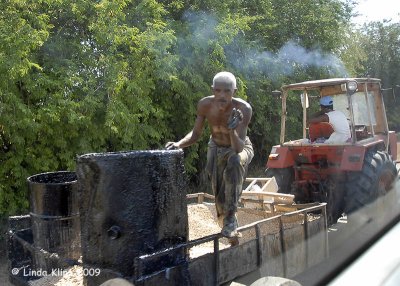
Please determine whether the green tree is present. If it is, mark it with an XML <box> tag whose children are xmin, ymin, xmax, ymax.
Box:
<box><xmin>0</xmin><ymin>0</ymin><xmax>52</xmax><ymax>214</ymax></box>
<box><xmin>350</xmin><ymin>21</ymin><xmax>400</xmax><ymax>130</ymax></box>
<box><xmin>0</xmin><ymin>0</ymin><xmax>179</xmax><ymax>215</ymax></box>
<box><xmin>0</xmin><ymin>0</ymin><xmax>356</xmax><ymax>215</ymax></box>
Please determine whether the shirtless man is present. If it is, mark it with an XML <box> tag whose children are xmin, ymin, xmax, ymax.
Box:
<box><xmin>165</xmin><ymin>71</ymin><xmax>254</xmax><ymax>238</ymax></box>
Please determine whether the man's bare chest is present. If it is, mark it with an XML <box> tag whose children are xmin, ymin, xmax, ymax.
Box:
<box><xmin>206</xmin><ymin>111</ymin><xmax>231</xmax><ymax>133</ymax></box>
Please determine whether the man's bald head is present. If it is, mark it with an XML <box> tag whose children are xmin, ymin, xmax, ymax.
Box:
<box><xmin>212</xmin><ymin>71</ymin><xmax>237</xmax><ymax>90</ymax></box>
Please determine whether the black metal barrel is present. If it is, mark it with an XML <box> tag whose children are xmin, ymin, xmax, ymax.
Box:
<box><xmin>76</xmin><ymin>150</ymin><xmax>188</xmax><ymax>285</ymax></box>
<box><xmin>28</xmin><ymin>171</ymin><xmax>81</xmax><ymax>270</ymax></box>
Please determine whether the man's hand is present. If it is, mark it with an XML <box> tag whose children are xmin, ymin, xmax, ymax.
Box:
<box><xmin>165</xmin><ymin>142</ymin><xmax>180</xmax><ymax>150</ymax></box>
<box><xmin>227</xmin><ymin>108</ymin><xmax>243</xmax><ymax>130</ymax></box>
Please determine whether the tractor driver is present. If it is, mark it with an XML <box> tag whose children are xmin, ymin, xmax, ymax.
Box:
<box><xmin>165</xmin><ymin>71</ymin><xmax>254</xmax><ymax>239</ymax></box>
<box><xmin>308</xmin><ymin>96</ymin><xmax>351</xmax><ymax>144</ymax></box>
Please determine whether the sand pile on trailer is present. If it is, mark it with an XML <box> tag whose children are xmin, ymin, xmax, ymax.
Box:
<box><xmin>188</xmin><ymin>202</ymin><xmax>278</xmax><ymax>258</ymax></box>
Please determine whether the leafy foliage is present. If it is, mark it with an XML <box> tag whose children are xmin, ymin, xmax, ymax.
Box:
<box><xmin>0</xmin><ymin>0</ymin><xmax>355</xmax><ymax>215</ymax></box>
<box><xmin>345</xmin><ymin>21</ymin><xmax>400</xmax><ymax>131</ymax></box>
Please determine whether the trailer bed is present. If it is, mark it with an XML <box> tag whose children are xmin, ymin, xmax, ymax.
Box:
<box><xmin>8</xmin><ymin>195</ymin><xmax>328</xmax><ymax>286</ymax></box>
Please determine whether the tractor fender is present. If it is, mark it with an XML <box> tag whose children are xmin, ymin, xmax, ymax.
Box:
<box><xmin>375</xmin><ymin>132</ymin><xmax>397</xmax><ymax>160</ymax></box>
<box><xmin>340</xmin><ymin>146</ymin><xmax>366</xmax><ymax>171</ymax></box>
<box><xmin>266</xmin><ymin>145</ymin><xmax>295</xmax><ymax>168</ymax></box>
<box><xmin>341</xmin><ymin>139</ymin><xmax>386</xmax><ymax>171</ymax></box>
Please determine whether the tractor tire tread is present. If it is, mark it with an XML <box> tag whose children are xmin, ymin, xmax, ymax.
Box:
<box><xmin>344</xmin><ymin>150</ymin><xmax>397</xmax><ymax>214</ymax></box>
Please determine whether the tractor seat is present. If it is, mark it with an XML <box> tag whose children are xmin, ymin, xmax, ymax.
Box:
<box><xmin>308</xmin><ymin>122</ymin><xmax>334</xmax><ymax>142</ymax></box>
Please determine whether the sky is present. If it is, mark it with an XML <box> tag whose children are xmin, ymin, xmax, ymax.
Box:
<box><xmin>352</xmin><ymin>0</ymin><xmax>400</xmax><ymax>25</ymax></box>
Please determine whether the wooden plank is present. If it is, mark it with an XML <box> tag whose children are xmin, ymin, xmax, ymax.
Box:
<box><xmin>242</xmin><ymin>178</ymin><xmax>278</xmax><ymax>201</ymax></box>
<box><xmin>275</xmin><ymin>205</ymin><xmax>297</xmax><ymax>212</ymax></box>
<box><xmin>307</xmin><ymin>219</ymin><xmax>327</xmax><ymax>267</ymax></box>
<box><xmin>241</xmin><ymin>198</ymin><xmax>274</xmax><ymax>204</ymax></box>
<box><xmin>186</xmin><ymin>193</ymin><xmax>215</xmax><ymax>200</ymax></box>
<box><xmin>204</xmin><ymin>193</ymin><xmax>215</xmax><ymax>200</ymax></box>
<box><xmin>218</xmin><ymin>240</ymin><xmax>259</xmax><ymax>283</ymax></box>
<box><xmin>275</xmin><ymin>203</ymin><xmax>320</xmax><ymax>212</ymax></box>
<box><xmin>261</xmin><ymin>233</ymin><xmax>284</xmax><ymax>277</ymax></box>
<box><xmin>241</xmin><ymin>191</ymin><xmax>294</xmax><ymax>204</ymax></box>
<box><xmin>242</xmin><ymin>191</ymin><xmax>294</xmax><ymax>199</ymax></box>
<box><xmin>186</xmin><ymin>193</ymin><xmax>200</xmax><ymax>199</ymax></box>
<box><xmin>243</xmin><ymin>179</ymin><xmax>258</xmax><ymax>192</ymax></box>
<box><xmin>241</xmin><ymin>199</ymin><xmax>264</xmax><ymax>211</ymax></box>
<box><xmin>245</xmin><ymin>178</ymin><xmax>274</xmax><ymax>181</ymax></box>
<box><xmin>283</xmin><ymin>224</ymin><xmax>306</xmax><ymax>278</ymax></box>
<box><xmin>260</xmin><ymin>176</ymin><xmax>278</xmax><ymax>193</ymax></box>
<box><xmin>240</xmin><ymin>198</ymin><xmax>275</xmax><ymax>213</ymax></box>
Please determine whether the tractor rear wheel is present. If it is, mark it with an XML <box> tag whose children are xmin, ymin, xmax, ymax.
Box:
<box><xmin>344</xmin><ymin>150</ymin><xmax>397</xmax><ymax>214</ymax></box>
<box><xmin>265</xmin><ymin>167</ymin><xmax>294</xmax><ymax>194</ymax></box>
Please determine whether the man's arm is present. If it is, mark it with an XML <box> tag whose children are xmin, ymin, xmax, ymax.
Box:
<box><xmin>165</xmin><ymin>101</ymin><xmax>206</xmax><ymax>150</ymax></box>
<box><xmin>229</xmin><ymin>104</ymin><xmax>252</xmax><ymax>153</ymax></box>
<box><xmin>308</xmin><ymin>113</ymin><xmax>329</xmax><ymax>124</ymax></box>
<box><xmin>176</xmin><ymin>115</ymin><xmax>205</xmax><ymax>148</ymax></box>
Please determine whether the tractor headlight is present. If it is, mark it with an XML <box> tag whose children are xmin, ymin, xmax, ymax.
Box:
<box><xmin>346</xmin><ymin>81</ymin><xmax>358</xmax><ymax>94</ymax></box>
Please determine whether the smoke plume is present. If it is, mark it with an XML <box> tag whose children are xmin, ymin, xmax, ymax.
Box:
<box><xmin>178</xmin><ymin>11</ymin><xmax>348</xmax><ymax>81</ymax></box>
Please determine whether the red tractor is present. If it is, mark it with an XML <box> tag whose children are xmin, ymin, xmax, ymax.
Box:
<box><xmin>266</xmin><ymin>78</ymin><xmax>398</xmax><ymax>224</ymax></box>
